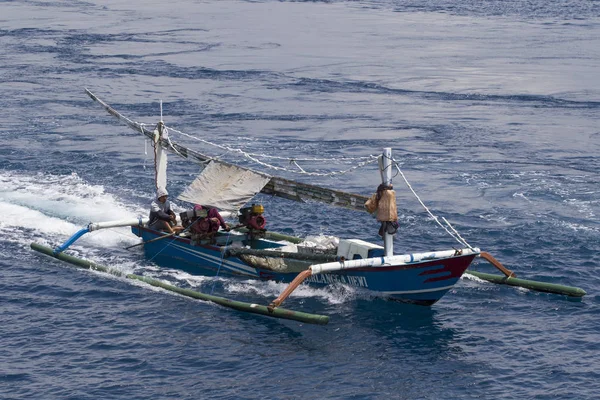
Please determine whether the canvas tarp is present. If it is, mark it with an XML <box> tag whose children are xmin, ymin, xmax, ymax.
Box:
<box><xmin>177</xmin><ymin>161</ymin><xmax>271</xmax><ymax>211</ymax></box>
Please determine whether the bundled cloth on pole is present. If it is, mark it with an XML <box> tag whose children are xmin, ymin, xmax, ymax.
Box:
<box><xmin>177</xmin><ymin>161</ymin><xmax>272</xmax><ymax>212</ymax></box>
<box><xmin>365</xmin><ymin>184</ymin><xmax>399</xmax><ymax>236</ymax></box>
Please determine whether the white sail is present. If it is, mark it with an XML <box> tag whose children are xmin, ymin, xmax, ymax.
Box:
<box><xmin>178</xmin><ymin>161</ymin><xmax>271</xmax><ymax>211</ymax></box>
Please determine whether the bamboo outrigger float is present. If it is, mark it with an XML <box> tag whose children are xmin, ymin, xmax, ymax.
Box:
<box><xmin>29</xmin><ymin>89</ymin><xmax>586</xmax><ymax>326</ymax></box>
<box><xmin>31</xmin><ymin>243</ymin><xmax>329</xmax><ymax>325</ymax></box>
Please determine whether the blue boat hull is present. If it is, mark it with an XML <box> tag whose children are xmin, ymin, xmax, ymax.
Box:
<box><xmin>132</xmin><ymin>226</ymin><xmax>477</xmax><ymax>305</ymax></box>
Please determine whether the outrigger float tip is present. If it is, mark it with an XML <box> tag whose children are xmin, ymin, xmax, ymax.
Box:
<box><xmin>472</xmin><ymin>251</ymin><xmax>586</xmax><ymax>298</ymax></box>
<box><xmin>30</xmin><ymin>243</ymin><xmax>329</xmax><ymax>325</ymax></box>
<box><xmin>466</xmin><ymin>269</ymin><xmax>586</xmax><ymax>298</ymax></box>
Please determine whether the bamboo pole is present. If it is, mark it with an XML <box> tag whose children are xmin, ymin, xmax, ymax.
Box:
<box><xmin>125</xmin><ymin>231</ymin><xmax>176</xmax><ymax>250</ymax></box>
<box><xmin>224</xmin><ymin>247</ymin><xmax>339</xmax><ymax>263</ymax></box>
<box><xmin>233</xmin><ymin>228</ymin><xmax>304</xmax><ymax>244</ymax></box>
<box><xmin>466</xmin><ymin>270</ymin><xmax>586</xmax><ymax>298</ymax></box>
<box><xmin>30</xmin><ymin>243</ymin><xmax>329</xmax><ymax>325</ymax></box>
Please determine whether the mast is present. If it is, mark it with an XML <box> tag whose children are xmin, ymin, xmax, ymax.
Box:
<box><xmin>153</xmin><ymin>120</ymin><xmax>168</xmax><ymax>191</ymax></box>
<box><xmin>381</xmin><ymin>148</ymin><xmax>394</xmax><ymax>257</ymax></box>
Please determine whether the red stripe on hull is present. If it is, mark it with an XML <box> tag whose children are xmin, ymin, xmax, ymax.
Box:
<box><xmin>419</xmin><ymin>255</ymin><xmax>476</xmax><ymax>283</ymax></box>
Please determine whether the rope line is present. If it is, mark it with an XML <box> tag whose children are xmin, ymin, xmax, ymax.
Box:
<box><xmin>163</xmin><ymin>124</ymin><xmax>379</xmax><ymax>176</ymax></box>
<box><xmin>393</xmin><ymin>162</ymin><xmax>471</xmax><ymax>248</ymax></box>
<box><xmin>165</xmin><ymin>125</ymin><xmax>374</xmax><ymax>161</ymax></box>
<box><xmin>211</xmin><ymin>230</ymin><xmax>232</xmax><ymax>295</ymax></box>
<box><xmin>144</xmin><ymin>216</ymin><xmax>204</xmax><ymax>263</ymax></box>
<box><xmin>442</xmin><ymin>217</ymin><xmax>473</xmax><ymax>249</ymax></box>
<box><xmin>145</xmin><ymin>235</ymin><xmax>177</xmax><ymax>263</ymax></box>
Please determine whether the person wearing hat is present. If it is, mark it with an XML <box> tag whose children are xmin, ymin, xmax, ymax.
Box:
<box><xmin>148</xmin><ymin>187</ymin><xmax>183</xmax><ymax>234</ymax></box>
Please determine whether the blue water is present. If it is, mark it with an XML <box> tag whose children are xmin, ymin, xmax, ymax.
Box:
<box><xmin>1</xmin><ymin>0</ymin><xmax>599</xmax><ymax>398</ymax></box>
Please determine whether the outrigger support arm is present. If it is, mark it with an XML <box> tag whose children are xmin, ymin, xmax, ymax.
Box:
<box><xmin>269</xmin><ymin>269</ymin><xmax>313</xmax><ymax>311</ymax></box>
<box><xmin>478</xmin><ymin>252</ymin><xmax>516</xmax><ymax>277</ymax></box>
<box><xmin>87</xmin><ymin>218</ymin><xmax>149</xmax><ymax>232</ymax></box>
<box><xmin>53</xmin><ymin>217</ymin><xmax>149</xmax><ymax>255</ymax></box>
<box><xmin>53</xmin><ymin>228</ymin><xmax>90</xmax><ymax>255</ymax></box>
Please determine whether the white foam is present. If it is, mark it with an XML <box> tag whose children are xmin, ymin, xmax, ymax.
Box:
<box><xmin>224</xmin><ymin>278</ymin><xmax>362</xmax><ymax>305</ymax></box>
<box><xmin>0</xmin><ymin>170</ymin><xmax>144</xmax><ymax>249</ymax></box>
<box><xmin>556</xmin><ymin>219</ymin><xmax>599</xmax><ymax>234</ymax></box>
<box><xmin>512</xmin><ymin>192</ymin><xmax>531</xmax><ymax>202</ymax></box>
<box><xmin>0</xmin><ymin>171</ymin><xmax>143</xmax><ymax>222</ymax></box>
<box><xmin>144</xmin><ymin>268</ymin><xmax>213</xmax><ymax>288</ymax></box>
<box><xmin>563</xmin><ymin>198</ymin><xmax>596</xmax><ymax>219</ymax></box>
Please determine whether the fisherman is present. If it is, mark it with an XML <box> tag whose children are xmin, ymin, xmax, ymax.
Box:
<box><xmin>148</xmin><ymin>187</ymin><xmax>183</xmax><ymax>234</ymax></box>
<box><xmin>190</xmin><ymin>204</ymin><xmax>230</xmax><ymax>233</ymax></box>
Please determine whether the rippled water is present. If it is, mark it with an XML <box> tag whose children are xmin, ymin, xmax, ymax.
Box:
<box><xmin>1</xmin><ymin>1</ymin><xmax>599</xmax><ymax>399</ymax></box>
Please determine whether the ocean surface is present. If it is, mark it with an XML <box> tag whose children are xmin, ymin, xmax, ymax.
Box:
<box><xmin>1</xmin><ymin>0</ymin><xmax>599</xmax><ymax>399</ymax></box>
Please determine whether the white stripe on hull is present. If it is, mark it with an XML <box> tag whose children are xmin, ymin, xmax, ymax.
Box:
<box><xmin>380</xmin><ymin>284</ymin><xmax>456</xmax><ymax>296</ymax></box>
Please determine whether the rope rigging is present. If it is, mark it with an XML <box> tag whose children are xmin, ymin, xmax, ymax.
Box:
<box><xmin>392</xmin><ymin>160</ymin><xmax>473</xmax><ymax>249</ymax></box>
<box><xmin>160</xmin><ymin>123</ymin><xmax>379</xmax><ymax>177</ymax></box>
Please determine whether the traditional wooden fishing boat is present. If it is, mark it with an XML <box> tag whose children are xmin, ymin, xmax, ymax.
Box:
<box><xmin>30</xmin><ymin>89</ymin><xmax>586</xmax><ymax>325</ymax></box>
<box><xmin>131</xmin><ymin>224</ymin><xmax>479</xmax><ymax>306</ymax></box>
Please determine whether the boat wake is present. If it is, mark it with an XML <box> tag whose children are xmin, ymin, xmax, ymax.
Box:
<box><xmin>1</xmin><ymin>170</ymin><xmax>358</xmax><ymax>305</ymax></box>
<box><xmin>0</xmin><ymin>170</ymin><xmax>142</xmax><ymax>251</ymax></box>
